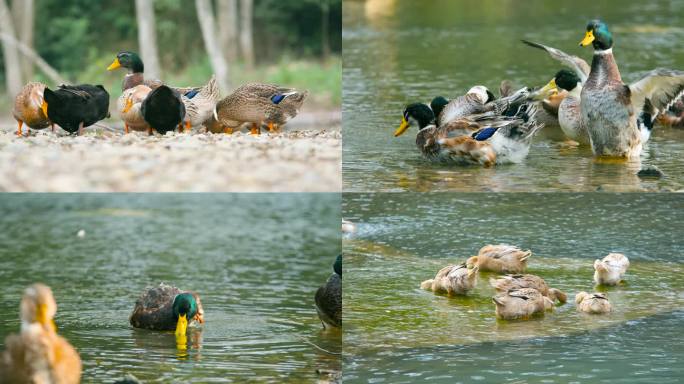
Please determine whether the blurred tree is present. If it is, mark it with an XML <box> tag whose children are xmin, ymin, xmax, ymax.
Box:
<box><xmin>239</xmin><ymin>0</ymin><xmax>254</xmax><ymax>69</ymax></box>
<box><xmin>135</xmin><ymin>0</ymin><xmax>161</xmax><ymax>79</ymax></box>
<box><xmin>11</xmin><ymin>0</ymin><xmax>34</xmax><ymax>80</ymax></box>
<box><xmin>195</xmin><ymin>0</ymin><xmax>229</xmax><ymax>91</ymax></box>
<box><xmin>218</xmin><ymin>0</ymin><xmax>238</xmax><ymax>62</ymax></box>
<box><xmin>0</xmin><ymin>0</ymin><xmax>22</xmax><ymax>97</ymax></box>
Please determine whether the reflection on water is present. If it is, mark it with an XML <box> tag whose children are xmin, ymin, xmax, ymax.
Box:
<box><xmin>0</xmin><ymin>194</ymin><xmax>341</xmax><ymax>383</ymax></box>
<box><xmin>342</xmin><ymin>0</ymin><xmax>684</xmax><ymax>192</ymax></box>
<box><xmin>342</xmin><ymin>193</ymin><xmax>684</xmax><ymax>382</ymax></box>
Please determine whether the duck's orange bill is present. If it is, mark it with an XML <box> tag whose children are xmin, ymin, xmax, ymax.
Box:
<box><xmin>41</xmin><ymin>101</ymin><xmax>48</xmax><ymax>118</ymax></box>
<box><xmin>107</xmin><ymin>58</ymin><xmax>121</xmax><ymax>71</ymax></box>
<box><xmin>394</xmin><ymin>117</ymin><xmax>410</xmax><ymax>137</ymax></box>
<box><xmin>579</xmin><ymin>30</ymin><xmax>595</xmax><ymax>46</ymax></box>
<box><xmin>122</xmin><ymin>98</ymin><xmax>134</xmax><ymax>113</ymax></box>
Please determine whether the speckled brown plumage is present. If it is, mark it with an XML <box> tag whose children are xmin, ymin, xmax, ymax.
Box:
<box><xmin>129</xmin><ymin>283</ymin><xmax>204</xmax><ymax>331</ymax></box>
<box><xmin>12</xmin><ymin>82</ymin><xmax>51</xmax><ymax>135</ymax></box>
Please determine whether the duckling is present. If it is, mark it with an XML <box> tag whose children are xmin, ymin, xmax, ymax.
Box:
<box><xmin>593</xmin><ymin>253</ymin><xmax>630</xmax><ymax>286</ymax></box>
<box><xmin>467</xmin><ymin>244</ymin><xmax>531</xmax><ymax>274</ymax></box>
<box><xmin>118</xmin><ymin>84</ymin><xmax>152</xmax><ymax>133</ymax></box>
<box><xmin>43</xmin><ymin>84</ymin><xmax>110</xmax><ymax>135</ymax></box>
<box><xmin>12</xmin><ymin>82</ymin><xmax>52</xmax><ymax>136</ymax></box>
<box><xmin>215</xmin><ymin>83</ymin><xmax>308</xmax><ymax>134</ymax></box>
<box><xmin>577</xmin><ymin>20</ymin><xmax>684</xmax><ymax>158</ymax></box>
<box><xmin>420</xmin><ymin>263</ymin><xmax>479</xmax><ymax>295</ymax></box>
<box><xmin>575</xmin><ymin>292</ymin><xmax>611</xmax><ymax>314</ymax></box>
<box><xmin>130</xmin><ymin>283</ymin><xmax>204</xmax><ymax>340</ymax></box>
<box><xmin>493</xmin><ymin>288</ymin><xmax>554</xmax><ymax>320</ymax></box>
<box><xmin>181</xmin><ymin>75</ymin><xmax>220</xmax><ymax>132</ymax></box>
<box><xmin>490</xmin><ymin>274</ymin><xmax>567</xmax><ymax>304</ymax></box>
<box><xmin>0</xmin><ymin>283</ymin><xmax>82</xmax><ymax>383</ymax></box>
<box><xmin>315</xmin><ymin>255</ymin><xmax>342</xmax><ymax>329</ymax></box>
<box><xmin>140</xmin><ymin>85</ymin><xmax>186</xmax><ymax>135</ymax></box>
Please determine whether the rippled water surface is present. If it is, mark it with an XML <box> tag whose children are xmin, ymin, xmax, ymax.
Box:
<box><xmin>0</xmin><ymin>194</ymin><xmax>341</xmax><ymax>383</ymax></box>
<box><xmin>343</xmin><ymin>0</ymin><xmax>684</xmax><ymax>192</ymax></box>
<box><xmin>342</xmin><ymin>193</ymin><xmax>684</xmax><ymax>383</ymax></box>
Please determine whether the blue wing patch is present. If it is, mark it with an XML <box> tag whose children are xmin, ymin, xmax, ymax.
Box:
<box><xmin>184</xmin><ymin>89</ymin><xmax>200</xmax><ymax>99</ymax></box>
<box><xmin>472</xmin><ymin>127</ymin><xmax>498</xmax><ymax>141</ymax></box>
<box><xmin>271</xmin><ymin>94</ymin><xmax>287</xmax><ymax>104</ymax></box>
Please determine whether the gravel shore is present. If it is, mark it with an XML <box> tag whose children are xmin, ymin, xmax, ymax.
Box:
<box><xmin>0</xmin><ymin>120</ymin><xmax>341</xmax><ymax>192</ymax></box>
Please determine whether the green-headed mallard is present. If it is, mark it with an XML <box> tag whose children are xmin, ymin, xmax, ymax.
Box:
<box><xmin>118</xmin><ymin>84</ymin><xmax>152</xmax><ymax>133</ymax></box>
<box><xmin>593</xmin><ymin>253</ymin><xmax>629</xmax><ymax>286</ymax></box>
<box><xmin>181</xmin><ymin>75</ymin><xmax>220</xmax><ymax>132</ymax></box>
<box><xmin>43</xmin><ymin>84</ymin><xmax>110</xmax><ymax>135</ymax></box>
<box><xmin>130</xmin><ymin>283</ymin><xmax>204</xmax><ymax>339</ymax></box>
<box><xmin>575</xmin><ymin>292</ymin><xmax>612</xmax><ymax>314</ymax></box>
<box><xmin>577</xmin><ymin>20</ymin><xmax>684</xmax><ymax>158</ymax></box>
<box><xmin>467</xmin><ymin>244</ymin><xmax>531</xmax><ymax>274</ymax></box>
<box><xmin>490</xmin><ymin>274</ymin><xmax>567</xmax><ymax>304</ymax></box>
<box><xmin>0</xmin><ymin>283</ymin><xmax>82</xmax><ymax>383</ymax></box>
<box><xmin>315</xmin><ymin>255</ymin><xmax>341</xmax><ymax>329</ymax></box>
<box><xmin>106</xmin><ymin>51</ymin><xmax>198</xmax><ymax>95</ymax></box>
<box><xmin>492</xmin><ymin>287</ymin><xmax>554</xmax><ymax>320</ymax></box>
<box><xmin>12</xmin><ymin>82</ymin><xmax>53</xmax><ymax>136</ymax></box>
<box><xmin>420</xmin><ymin>262</ymin><xmax>479</xmax><ymax>296</ymax></box>
<box><xmin>215</xmin><ymin>83</ymin><xmax>308</xmax><ymax>134</ymax></box>
<box><xmin>141</xmin><ymin>85</ymin><xmax>186</xmax><ymax>135</ymax></box>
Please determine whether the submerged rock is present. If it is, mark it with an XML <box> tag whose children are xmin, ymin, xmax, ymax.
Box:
<box><xmin>637</xmin><ymin>165</ymin><xmax>665</xmax><ymax>179</ymax></box>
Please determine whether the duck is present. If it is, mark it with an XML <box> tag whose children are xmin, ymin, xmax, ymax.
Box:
<box><xmin>435</xmin><ymin>86</ymin><xmax>498</xmax><ymax>125</ymax></box>
<box><xmin>140</xmin><ymin>85</ymin><xmax>186</xmax><ymax>135</ymax></box>
<box><xmin>181</xmin><ymin>75</ymin><xmax>221</xmax><ymax>132</ymax></box>
<box><xmin>12</xmin><ymin>82</ymin><xmax>53</xmax><ymax>136</ymax></box>
<box><xmin>0</xmin><ymin>283</ymin><xmax>82</xmax><ymax>383</ymax></box>
<box><xmin>577</xmin><ymin>20</ymin><xmax>684</xmax><ymax>158</ymax></box>
<box><xmin>466</xmin><ymin>244</ymin><xmax>531</xmax><ymax>274</ymax></box>
<box><xmin>575</xmin><ymin>292</ymin><xmax>612</xmax><ymax>314</ymax></box>
<box><xmin>118</xmin><ymin>84</ymin><xmax>152</xmax><ymax>133</ymax></box>
<box><xmin>492</xmin><ymin>287</ymin><xmax>554</xmax><ymax>320</ymax></box>
<box><xmin>130</xmin><ymin>283</ymin><xmax>204</xmax><ymax>341</ymax></box>
<box><xmin>214</xmin><ymin>83</ymin><xmax>308</xmax><ymax>134</ymax></box>
<box><xmin>593</xmin><ymin>253</ymin><xmax>629</xmax><ymax>286</ymax></box>
<box><xmin>106</xmin><ymin>51</ymin><xmax>198</xmax><ymax>95</ymax></box>
<box><xmin>43</xmin><ymin>84</ymin><xmax>110</xmax><ymax>135</ymax></box>
<box><xmin>420</xmin><ymin>263</ymin><xmax>479</xmax><ymax>295</ymax></box>
<box><xmin>315</xmin><ymin>254</ymin><xmax>342</xmax><ymax>329</ymax></box>
<box><xmin>490</xmin><ymin>274</ymin><xmax>567</xmax><ymax>304</ymax></box>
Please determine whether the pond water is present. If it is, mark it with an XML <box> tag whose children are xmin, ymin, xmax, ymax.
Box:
<box><xmin>342</xmin><ymin>0</ymin><xmax>684</xmax><ymax>192</ymax></box>
<box><xmin>0</xmin><ymin>194</ymin><xmax>341</xmax><ymax>383</ymax></box>
<box><xmin>342</xmin><ymin>193</ymin><xmax>684</xmax><ymax>383</ymax></box>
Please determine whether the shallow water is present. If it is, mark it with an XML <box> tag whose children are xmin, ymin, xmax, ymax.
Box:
<box><xmin>342</xmin><ymin>0</ymin><xmax>684</xmax><ymax>192</ymax></box>
<box><xmin>0</xmin><ymin>194</ymin><xmax>341</xmax><ymax>383</ymax></box>
<box><xmin>342</xmin><ymin>193</ymin><xmax>684</xmax><ymax>382</ymax></box>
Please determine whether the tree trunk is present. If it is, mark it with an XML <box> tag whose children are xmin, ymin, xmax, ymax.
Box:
<box><xmin>134</xmin><ymin>0</ymin><xmax>161</xmax><ymax>79</ymax></box>
<box><xmin>195</xmin><ymin>0</ymin><xmax>230</xmax><ymax>92</ymax></box>
<box><xmin>0</xmin><ymin>0</ymin><xmax>23</xmax><ymax>97</ymax></box>
<box><xmin>0</xmin><ymin>32</ymin><xmax>67</xmax><ymax>84</ymax></box>
<box><xmin>239</xmin><ymin>0</ymin><xmax>254</xmax><ymax>69</ymax></box>
<box><xmin>321</xmin><ymin>0</ymin><xmax>330</xmax><ymax>60</ymax></box>
<box><xmin>217</xmin><ymin>0</ymin><xmax>238</xmax><ymax>63</ymax></box>
<box><xmin>11</xmin><ymin>0</ymin><xmax>33</xmax><ymax>79</ymax></box>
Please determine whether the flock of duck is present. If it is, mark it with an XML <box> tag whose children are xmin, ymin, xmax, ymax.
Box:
<box><xmin>421</xmin><ymin>244</ymin><xmax>630</xmax><ymax>320</ymax></box>
<box><xmin>11</xmin><ymin>51</ymin><xmax>308</xmax><ymax>137</ymax></box>
<box><xmin>0</xmin><ymin>255</ymin><xmax>341</xmax><ymax>383</ymax></box>
<box><xmin>395</xmin><ymin>20</ymin><xmax>684</xmax><ymax>165</ymax></box>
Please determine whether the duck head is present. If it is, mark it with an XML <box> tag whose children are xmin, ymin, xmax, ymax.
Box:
<box><xmin>394</xmin><ymin>103</ymin><xmax>435</xmax><ymax>137</ymax></box>
<box><xmin>334</xmin><ymin>254</ymin><xmax>342</xmax><ymax>277</ymax></box>
<box><xmin>20</xmin><ymin>283</ymin><xmax>57</xmax><ymax>333</ymax></box>
<box><xmin>430</xmin><ymin>96</ymin><xmax>449</xmax><ymax>119</ymax></box>
<box><xmin>107</xmin><ymin>51</ymin><xmax>144</xmax><ymax>73</ymax></box>
<box><xmin>554</xmin><ymin>69</ymin><xmax>581</xmax><ymax>92</ymax></box>
<box><xmin>579</xmin><ymin>20</ymin><xmax>613</xmax><ymax>50</ymax></box>
<box><xmin>172</xmin><ymin>293</ymin><xmax>198</xmax><ymax>338</ymax></box>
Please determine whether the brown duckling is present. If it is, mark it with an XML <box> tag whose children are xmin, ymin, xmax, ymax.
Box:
<box><xmin>490</xmin><ymin>274</ymin><xmax>567</xmax><ymax>304</ymax></box>
<box><xmin>467</xmin><ymin>244</ymin><xmax>531</xmax><ymax>274</ymax></box>
<box><xmin>420</xmin><ymin>263</ymin><xmax>479</xmax><ymax>295</ymax></box>
<box><xmin>492</xmin><ymin>287</ymin><xmax>554</xmax><ymax>320</ymax></box>
<box><xmin>593</xmin><ymin>253</ymin><xmax>629</xmax><ymax>286</ymax></box>
<box><xmin>575</xmin><ymin>291</ymin><xmax>611</xmax><ymax>314</ymax></box>
<box><xmin>12</xmin><ymin>82</ymin><xmax>52</xmax><ymax>136</ymax></box>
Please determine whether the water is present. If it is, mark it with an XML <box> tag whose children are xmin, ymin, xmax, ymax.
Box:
<box><xmin>0</xmin><ymin>194</ymin><xmax>341</xmax><ymax>383</ymax></box>
<box><xmin>342</xmin><ymin>193</ymin><xmax>684</xmax><ymax>382</ymax></box>
<box><xmin>342</xmin><ymin>0</ymin><xmax>684</xmax><ymax>192</ymax></box>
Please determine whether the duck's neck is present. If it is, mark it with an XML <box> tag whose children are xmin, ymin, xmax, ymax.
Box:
<box><xmin>123</xmin><ymin>73</ymin><xmax>144</xmax><ymax>91</ymax></box>
<box><xmin>589</xmin><ymin>48</ymin><xmax>621</xmax><ymax>84</ymax></box>
<box><xmin>568</xmin><ymin>85</ymin><xmax>582</xmax><ymax>99</ymax></box>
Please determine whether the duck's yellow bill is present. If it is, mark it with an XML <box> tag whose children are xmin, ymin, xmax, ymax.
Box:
<box><xmin>394</xmin><ymin>118</ymin><xmax>410</xmax><ymax>137</ymax></box>
<box><xmin>535</xmin><ymin>78</ymin><xmax>557</xmax><ymax>100</ymax></box>
<box><xmin>175</xmin><ymin>314</ymin><xmax>188</xmax><ymax>338</ymax></box>
<box><xmin>579</xmin><ymin>30</ymin><xmax>595</xmax><ymax>46</ymax></box>
<box><xmin>122</xmin><ymin>97</ymin><xmax>134</xmax><ymax>113</ymax></box>
<box><xmin>41</xmin><ymin>101</ymin><xmax>48</xmax><ymax>118</ymax></box>
<box><xmin>107</xmin><ymin>58</ymin><xmax>121</xmax><ymax>71</ymax></box>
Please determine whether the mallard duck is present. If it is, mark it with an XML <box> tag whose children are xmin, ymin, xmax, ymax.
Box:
<box><xmin>490</xmin><ymin>274</ymin><xmax>567</xmax><ymax>304</ymax></box>
<box><xmin>466</xmin><ymin>244</ymin><xmax>531</xmax><ymax>274</ymax></box>
<box><xmin>593</xmin><ymin>253</ymin><xmax>629</xmax><ymax>286</ymax></box>
<box><xmin>118</xmin><ymin>84</ymin><xmax>152</xmax><ymax>133</ymax></box>
<box><xmin>575</xmin><ymin>292</ymin><xmax>611</xmax><ymax>314</ymax></box>
<box><xmin>420</xmin><ymin>263</ymin><xmax>479</xmax><ymax>295</ymax></box>
<box><xmin>106</xmin><ymin>51</ymin><xmax>198</xmax><ymax>95</ymax></box>
<box><xmin>141</xmin><ymin>85</ymin><xmax>186</xmax><ymax>135</ymax></box>
<box><xmin>43</xmin><ymin>84</ymin><xmax>110</xmax><ymax>135</ymax></box>
<box><xmin>12</xmin><ymin>82</ymin><xmax>53</xmax><ymax>136</ymax></box>
<box><xmin>0</xmin><ymin>283</ymin><xmax>82</xmax><ymax>383</ymax></box>
<box><xmin>130</xmin><ymin>283</ymin><xmax>204</xmax><ymax>340</ymax></box>
<box><xmin>181</xmin><ymin>75</ymin><xmax>220</xmax><ymax>132</ymax></box>
<box><xmin>492</xmin><ymin>287</ymin><xmax>554</xmax><ymax>320</ymax></box>
<box><xmin>315</xmin><ymin>254</ymin><xmax>342</xmax><ymax>329</ymax></box>
<box><xmin>214</xmin><ymin>83</ymin><xmax>308</xmax><ymax>134</ymax></box>
<box><xmin>577</xmin><ymin>20</ymin><xmax>684</xmax><ymax>157</ymax></box>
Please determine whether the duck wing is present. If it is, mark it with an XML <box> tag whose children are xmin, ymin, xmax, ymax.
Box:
<box><xmin>521</xmin><ymin>40</ymin><xmax>590</xmax><ymax>83</ymax></box>
<box><xmin>629</xmin><ymin>68</ymin><xmax>684</xmax><ymax>114</ymax></box>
